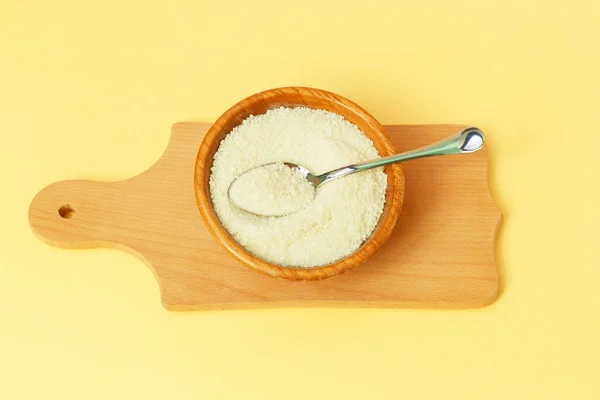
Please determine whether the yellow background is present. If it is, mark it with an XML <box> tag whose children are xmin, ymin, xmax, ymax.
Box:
<box><xmin>1</xmin><ymin>1</ymin><xmax>599</xmax><ymax>399</ymax></box>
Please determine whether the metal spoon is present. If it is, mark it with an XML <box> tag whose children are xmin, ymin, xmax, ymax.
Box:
<box><xmin>228</xmin><ymin>127</ymin><xmax>485</xmax><ymax>217</ymax></box>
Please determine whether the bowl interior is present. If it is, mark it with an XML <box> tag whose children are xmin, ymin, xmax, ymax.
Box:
<box><xmin>195</xmin><ymin>87</ymin><xmax>404</xmax><ymax>280</ymax></box>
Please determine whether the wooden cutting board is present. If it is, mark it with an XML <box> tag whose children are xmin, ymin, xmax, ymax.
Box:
<box><xmin>29</xmin><ymin>123</ymin><xmax>501</xmax><ymax>310</ymax></box>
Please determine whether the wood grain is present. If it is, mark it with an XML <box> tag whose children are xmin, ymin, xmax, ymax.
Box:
<box><xmin>195</xmin><ymin>87</ymin><xmax>405</xmax><ymax>280</ymax></box>
<box><xmin>29</xmin><ymin>123</ymin><xmax>501</xmax><ymax>310</ymax></box>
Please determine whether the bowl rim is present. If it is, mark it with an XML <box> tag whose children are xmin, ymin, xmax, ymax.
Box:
<box><xmin>194</xmin><ymin>86</ymin><xmax>405</xmax><ymax>280</ymax></box>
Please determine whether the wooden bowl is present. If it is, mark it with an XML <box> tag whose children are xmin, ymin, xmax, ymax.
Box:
<box><xmin>194</xmin><ymin>87</ymin><xmax>405</xmax><ymax>280</ymax></box>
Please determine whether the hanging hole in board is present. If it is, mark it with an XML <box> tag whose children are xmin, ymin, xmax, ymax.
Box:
<box><xmin>58</xmin><ymin>204</ymin><xmax>75</xmax><ymax>219</ymax></box>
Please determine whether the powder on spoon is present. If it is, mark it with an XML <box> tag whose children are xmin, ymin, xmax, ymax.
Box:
<box><xmin>228</xmin><ymin>162</ymin><xmax>315</xmax><ymax>216</ymax></box>
<box><xmin>209</xmin><ymin>106</ymin><xmax>387</xmax><ymax>268</ymax></box>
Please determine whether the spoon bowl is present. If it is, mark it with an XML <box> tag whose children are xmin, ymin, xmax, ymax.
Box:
<box><xmin>227</xmin><ymin>162</ymin><xmax>317</xmax><ymax>218</ymax></box>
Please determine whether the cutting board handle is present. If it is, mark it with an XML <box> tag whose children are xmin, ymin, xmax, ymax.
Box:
<box><xmin>29</xmin><ymin>179</ymin><xmax>130</xmax><ymax>249</ymax></box>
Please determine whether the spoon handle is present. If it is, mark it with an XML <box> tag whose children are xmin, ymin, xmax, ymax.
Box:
<box><xmin>318</xmin><ymin>127</ymin><xmax>485</xmax><ymax>184</ymax></box>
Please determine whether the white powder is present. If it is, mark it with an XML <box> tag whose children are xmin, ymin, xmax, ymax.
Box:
<box><xmin>228</xmin><ymin>162</ymin><xmax>315</xmax><ymax>216</ymax></box>
<box><xmin>209</xmin><ymin>106</ymin><xmax>387</xmax><ymax>268</ymax></box>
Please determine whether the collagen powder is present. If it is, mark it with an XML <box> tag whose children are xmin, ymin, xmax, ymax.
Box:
<box><xmin>209</xmin><ymin>106</ymin><xmax>387</xmax><ymax>268</ymax></box>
